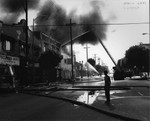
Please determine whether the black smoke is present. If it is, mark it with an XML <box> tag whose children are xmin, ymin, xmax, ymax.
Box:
<box><xmin>35</xmin><ymin>0</ymin><xmax>69</xmax><ymax>43</ymax></box>
<box><xmin>1</xmin><ymin>0</ymin><xmax>40</xmax><ymax>12</ymax></box>
<box><xmin>77</xmin><ymin>0</ymin><xmax>108</xmax><ymax>45</ymax></box>
<box><xmin>35</xmin><ymin>0</ymin><xmax>108</xmax><ymax>46</ymax></box>
<box><xmin>0</xmin><ymin>0</ymin><xmax>40</xmax><ymax>23</ymax></box>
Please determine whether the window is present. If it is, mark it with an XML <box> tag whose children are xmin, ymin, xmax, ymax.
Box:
<box><xmin>64</xmin><ymin>59</ymin><xmax>67</xmax><ymax>63</ymax></box>
<box><xmin>2</xmin><ymin>40</ymin><xmax>12</xmax><ymax>51</ymax></box>
<box><xmin>6</xmin><ymin>40</ymin><xmax>11</xmax><ymax>51</ymax></box>
<box><xmin>44</xmin><ymin>46</ymin><xmax>46</xmax><ymax>52</ymax></box>
<box><xmin>67</xmin><ymin>58</ymin><xmax>71</xmax><ymax>64</ymax></box>
<box><xmin>20</xmin><ymin>44</ymin><xmax>26</xmax><ymax>56</ymax></box>
<box><xmin>64</xmin><ymin>58</ymin><xmax>71</xmax><ymax>64</ymax></box>
<box><xmin>0</xmin><ymin>42</ymin><xmax>2</xmax><ymax>52</ymax></box>
<box><xmin>44</xmin><ymin>43</ymin><xmax>48</xmax><ymax>52</ymax></box>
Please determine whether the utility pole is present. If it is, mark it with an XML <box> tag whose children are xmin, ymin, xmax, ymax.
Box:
<box><xmin>32</xmin><ymin>18</ymin><xmax>35</xmax><ymax>57</ymax></box>
<box><xmin>81</xmin><ymin>61</ymin><xmax>83</xmax><ymax>78</ymax></box>
<box><xmin>25</xmin><ymin>0</ymin><xmax>28</xmax><ymax>65</ymax></box>
<box><xmin>66</xmin><ymin>19</ymin><xmax>76</xmax><ymax>81</ymax></box>
<box><xmin>84</xmin><ymin>44</ymin><xmax>90</xmax><ymax>61</ymax></box>
<box><xmin>84</xmin><ymin>43</ymin><xmax>90</xmax><ymax>77</ymax></box>
<box><xmin>98</xmin><ymin>57</ymin><xmax>101</xmax><ymax>65</ymax></box>
<box><xmin>94</xmin><ymin>54</ymin><xmax>97</xmax><ymax>64</ymax></box>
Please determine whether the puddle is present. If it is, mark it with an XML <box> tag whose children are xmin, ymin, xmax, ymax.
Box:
<box><xmin>75</xmin><ymin>91</ymin><xmax>100</xmax><ymax>105</ymax></box>
<box><xmin>110</xmin><ymin>90</ymin><xmax>127</xmax><ymax>95</ymax></box>
<box><xmin>75</xmin><ymin>90</ymin><xmax>128</xmax><ymax>106</ymax></box>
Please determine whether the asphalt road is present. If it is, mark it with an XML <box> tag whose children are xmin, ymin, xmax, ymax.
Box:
<box><xmin>0</xmin><ymin>78</ymin><xmax>150</xmax><ymax>121</ymax></box>
<box><xmin>0</xmin><ymin>92</ymin><xmax>122</xmax><ymax>121</ymax></box>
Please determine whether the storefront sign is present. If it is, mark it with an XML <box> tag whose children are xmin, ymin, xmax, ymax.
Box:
<box><xmin>0</xmin><ymin>54</ymin><xmax>20</xmax><ymax>66</ymax></box>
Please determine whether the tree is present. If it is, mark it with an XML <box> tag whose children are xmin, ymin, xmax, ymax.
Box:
<box><xmin>39</xmin><ymin>50</ymin><xmax>63</xmax><ymax>69</ymax></box>
<box><xmin>39</xmin><ymin>50</ymin><xmax>63</xmax><ymax>82</ymax></box>
<box><xmin>87</xmin><ymin>58</ymin><xmax>96</xmax><ymax>67</ymax></box>
<box><xmin>95</xmin><ymin>64</ymin><xmax>109</xmax><ymax>75</ymax></box>
<box><xmin>125</xmin><ymin>45</ymin><xmax>149</xmax><ymax>73</ymax></box>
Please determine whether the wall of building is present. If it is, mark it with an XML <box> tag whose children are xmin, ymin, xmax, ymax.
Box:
<box><xmin>60</xmin><ymin>50</ymin><xmax>72</xmax><ymax>79</ymax></box>
<box><xmin>0</xmin><ymin>19</ymin><xmax>62</xmax><ymax>84</ymax></box>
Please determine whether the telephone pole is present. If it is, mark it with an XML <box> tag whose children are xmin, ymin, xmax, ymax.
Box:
<box><xmin>25</xmin><ymin>0</ymin><xmax>28</xmax><ymax>65</ymax></box>
<box><xmin>84</xmin><ymin>44</ymin><xmax>90</xmax><ymax>62</ymax></box>
<box><xmin>66</xmin><ymin>19</ymin><xmax>76</xmax><ymax>81</ymax></box>
<box><xmin>98</xmin><ymin>57</ymin><xmax>101</xmax><ymax>65</ymax></box>
<box><xmin>84</xmin><ymin>44</ymin><xmax>90</xmax><ymax>77</ymax></box>
<box><xmin>94</xmin><ymin>54</ymin><xmax>97</xmax><ymax>64</ymax></box>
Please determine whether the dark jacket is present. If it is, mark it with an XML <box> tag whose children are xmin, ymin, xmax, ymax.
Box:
<box><xmin>104</xmin><ymin>75</ymin><xmax>111</xmax><ymax>89</ymax></box>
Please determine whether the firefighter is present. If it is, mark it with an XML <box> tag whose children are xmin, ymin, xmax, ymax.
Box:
<box><xmin>104</xmin><ymin>70</ymin><xmax>111</xmax><ymax>104</ymax></box>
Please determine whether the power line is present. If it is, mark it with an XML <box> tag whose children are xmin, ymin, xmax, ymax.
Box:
<box><xmin>77</xmin><ymin>22</ymin><xmax>149</xmax><ymax>26</ymax></box>
<box><xmin>28</xmin><ymin>22</ymin><xmax>149</xmax><ymax>27</ymax></box>
<box><xmin>1</xmin><ymin>22</ymin><xmax>149</xmax><ymax>28</ymax></box>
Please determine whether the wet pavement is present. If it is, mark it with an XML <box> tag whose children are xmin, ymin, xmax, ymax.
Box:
<box><xmin>93</xmin><ymin>96</ymin><xmax>150</xmax><ymax>121</ymax></box>
<box><xmin>1</xmin><ymin>77</ymin><xmax>150</xmax><ymax>121</ymax></box>
<box><xmin>0</xmin><ymin>92</ymin><xmax>125</xmax><ymax>121</ymax></box>
<box><xmin>41</xmin><ymin>88</ymin><xmax>149</xmax><ymax>121</ymax></box>
<box><xmin>34</xmin><ymin>78</ymin><xmax>150</xmax><ymax>121</ymax></box>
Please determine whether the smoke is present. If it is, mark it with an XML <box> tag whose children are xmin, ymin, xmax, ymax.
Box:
<box><xmin>35</xmin><ymin>0</ymin><xmax>69</xmax><ymax>42</ymax></box>
<box><xmin>77</xmin><ymin>1</ymin><xmax>107</xmax><ymax>45</ymax></box>
<box><xmin>35</xmin><ymin>0</ymin><xmax>108</xmax><ymax>45</ymax></box>
<box><xmin>1</xmin><ymin>0</ymin><xmax>40</xmax><ymax>12</ymax></box>
<box><xmin>77</xmin><ymin>12</ymin><xmax>107</xmax><ymax>45</ymax></box>
<box><xmin>61</xmin><ymin>45</ymin><xmax>71</xmax><ymax>56</ymax></box>
<box><xmin>34</xmin><ymin>0</ymin><xmax>110</xmax><ymax>55</ymax></box>
<box><xmin>0</xmin><ymin>0</ymin><xmax>40</xmax><ymax>23</ymax></box>
<box><xmin>2</xmin><ymin>13</ymin><xmax>20</xmax><ymax>24</ymax></box>
<box><xmin>0</xmin><ymin>0</ymin><xmax>112</xmax><ymax>55</ymax></box>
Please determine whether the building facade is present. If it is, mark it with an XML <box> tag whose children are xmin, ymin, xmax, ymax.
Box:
<box><xmin>0</xmin><ymin>19</ymin><xmax>61</xmax><ymax>87</ymax></box>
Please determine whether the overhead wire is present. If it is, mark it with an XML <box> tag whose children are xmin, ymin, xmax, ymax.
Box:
<box><xmin>28</xmin><ymin>22</ymin><xmax>149</xmax><ymax>27</ymax></box>
<box><xmin>1</xmin><ymin>21</ymin><xmax>149</xmax><ymax>28</ymax></box>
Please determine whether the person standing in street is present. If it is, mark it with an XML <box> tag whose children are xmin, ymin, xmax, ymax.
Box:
<box><xmin>104</xmin><ymin>70</ymin><xmax>111</xmax><ymax>104</ymax></box>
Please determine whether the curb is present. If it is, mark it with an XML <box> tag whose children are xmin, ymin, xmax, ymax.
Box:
<box><xmin>21</xmin><ymin>90</ymin><xmax>141</xmax><ymax>121</ymax></box>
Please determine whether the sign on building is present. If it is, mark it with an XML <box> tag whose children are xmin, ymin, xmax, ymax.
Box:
<box><xmin>0</xmin><ymin>54</ymin><xmax>20</xmax><ymax>66</ymax></box>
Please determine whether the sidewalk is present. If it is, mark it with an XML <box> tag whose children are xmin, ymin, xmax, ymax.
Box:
<box><xmin>92</xmin><ymin>96</ymin><xmax>150</xmax><ymax>121</ymax></box>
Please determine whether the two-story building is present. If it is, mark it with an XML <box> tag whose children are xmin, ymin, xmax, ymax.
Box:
<box><xmin>0</xmin><ymin>19</ymin><xmax>61</xmax><ymax>87</ymax></box>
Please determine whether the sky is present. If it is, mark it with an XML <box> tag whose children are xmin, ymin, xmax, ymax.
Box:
<box><xmin>57</xmin><ymin>0</ymin><xmax>149</xmax><ymax>71</ymax></box>
<box><xmin>0</xmin><ymin>0</ymin><xmax>149</xmax><ymax>71</ymax></box>
<box><xmin>54</xmin><ymin>0</ymin><xmax>149</xmax><ymax>71</ymax></box>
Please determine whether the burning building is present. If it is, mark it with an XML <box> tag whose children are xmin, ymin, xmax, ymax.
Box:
<box><xmin>0</xmin><ymin>0</ymin><xmax>116</xmax><ymax>85</ymax></box>
<box><xmin>0</xmin><ymin>19</ymin><xmax>62</xmax><ymax>88</ymax></box>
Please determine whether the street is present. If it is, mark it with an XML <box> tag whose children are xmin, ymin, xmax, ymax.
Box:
<box><xmin>0</xmin><ymin>93</ymin><xmax>122</xmax><ymax>121</ymax></box>
<box><xmin>0</xmin><ymin>77</ymin><xmax>150</xmax><ymax>121</ymax></box>
<box><xmin>0</xmin><ymin>0</ymin><xmax>149</xmax><ymax>120</ymax></box>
